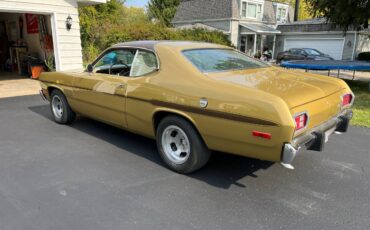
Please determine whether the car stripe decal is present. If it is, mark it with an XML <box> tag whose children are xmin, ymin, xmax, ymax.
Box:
<box><xmin>128</xmin><ymin>96</ymin><xmax>279</xmax><ymax>126</ymax></box>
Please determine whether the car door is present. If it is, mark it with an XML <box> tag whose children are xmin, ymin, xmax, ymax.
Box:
<box><xmin>124</xmin><ymin>49</ymin><xmax>160</xmax><ymax>136</ymax></box>
<box><xmin>297</xmin><ymin>49</ymin><xmax>308</xmax><ymax>60</ymax></box>
<box><xmin>72</xmin><ymin>48</ymin><xmax>136</xmax><ymax>128</ymax></box>
<box><xmin>283</xmin><ymin>49</ymin><xmax>296</xmax><ymax>61</ymax></box>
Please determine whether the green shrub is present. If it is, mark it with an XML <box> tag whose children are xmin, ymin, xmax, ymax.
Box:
<box><xmin>79</xmin><ymin>1</ymin><xmax>232</xmax><ymax>64</ymax></box>
<box><xmin>358</xmin><ymin>52</ymin><xmax>370</xmax><ymax>61</ymax></box>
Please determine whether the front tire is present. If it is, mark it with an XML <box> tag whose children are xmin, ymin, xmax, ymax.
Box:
<box><xmin>156</xmin><ymin>116</ymin><xmax>211</xmax><ymax>174</ymax></box>
<box><xmin>50</xmin><ymin>89</ymin><xmax>76</xmax><ymax>124</ymax></box>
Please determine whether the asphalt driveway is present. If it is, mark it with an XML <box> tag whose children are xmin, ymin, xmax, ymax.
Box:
<box><xmin>0</xmin><ymin>95</ymin><xmax>369</xmax><ymax>230</ymax></box>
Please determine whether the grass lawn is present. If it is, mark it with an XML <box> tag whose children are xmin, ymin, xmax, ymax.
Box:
<box><xmin>345</xmin><ymin>80</ymin><xmax>370</xmax><ymax>127</ymax></box>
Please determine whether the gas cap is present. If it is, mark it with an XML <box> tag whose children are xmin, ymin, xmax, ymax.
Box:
<box><xmin>199</xmin><ymin>98</ymin><xmax>208</xmax><ymax>108</ymax></box>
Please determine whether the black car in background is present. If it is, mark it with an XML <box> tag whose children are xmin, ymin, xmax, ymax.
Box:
<box><xmin>276</xmin><ymin>48</ymin><xmax>334</xmax><ymax>64</ymax></box>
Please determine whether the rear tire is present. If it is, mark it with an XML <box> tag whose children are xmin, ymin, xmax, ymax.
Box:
<box><xmin>156</xmin><ymin>115</ymin><xmax>211</xmax><ymax>174</ymax></box>
<box><xmin>50</xmin><ymin>89</ymin><xmax>76</xmax><ymax>124</ymax></box>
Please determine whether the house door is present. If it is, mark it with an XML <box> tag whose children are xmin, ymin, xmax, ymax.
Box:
<box><xmin>240</xmin><ymin>36</ymin><xmax>246</xmax><ymax>53</ymax></box>
<box><xmin>246</xmin><ymin>35</ymin><xmax>255</xmax><ymax>56</ymax></box>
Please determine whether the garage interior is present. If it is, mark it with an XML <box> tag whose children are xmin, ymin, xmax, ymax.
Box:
<box><xmin>0</xmin><ymin>12</ymin><xmax>54</xmax><ymax>81</ymax></box>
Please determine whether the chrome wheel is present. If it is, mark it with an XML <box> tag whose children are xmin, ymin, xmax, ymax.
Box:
<box><xmin>51</xmin><ymin>95</ymin><xmax>63</xmax><ymax>119</ymax></box>
<box><xmin>161</xmin><ymin>125</ymin><xmax>191</xmax><ymax>164</ymax></box>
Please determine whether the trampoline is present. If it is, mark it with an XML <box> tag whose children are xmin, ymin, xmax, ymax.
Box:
<box><xmin>281</xmin><ymin>60</ymin><xmax>370</xmax><ymax>80</ymax></box>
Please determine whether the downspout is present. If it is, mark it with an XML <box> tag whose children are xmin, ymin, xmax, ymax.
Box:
<box><xmin>352</xmin><ymin>31</ymin><xmax>358</xmax><ymax>61</ymax></box>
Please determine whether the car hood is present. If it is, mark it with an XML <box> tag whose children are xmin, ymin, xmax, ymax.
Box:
<box><xmin>208</xmin><ymin>67</ymin><xmax>344</xmax><ymax>108</ymax></box>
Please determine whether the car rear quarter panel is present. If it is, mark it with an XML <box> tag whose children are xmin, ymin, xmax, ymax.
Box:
<box><xmin>124</xmin><ymin>45</ymin><xmax>297</xmax><ymax>162</ymax></box>
<box><xmin>39</xmin><ymin>72</ymin><xmax>76</xmax><ymax>99</ymax></box>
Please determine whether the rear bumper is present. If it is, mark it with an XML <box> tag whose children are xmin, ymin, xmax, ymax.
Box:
<box><xmin>281</xmin><ymin>109</ymin><xmax>353</xmax><ymax>169</ymax></box>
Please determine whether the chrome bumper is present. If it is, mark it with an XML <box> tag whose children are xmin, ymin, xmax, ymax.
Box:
<box><xmin>281</xmin><ymin>109</ymin><xmax>353</xmax><ymax>169</ymax></box>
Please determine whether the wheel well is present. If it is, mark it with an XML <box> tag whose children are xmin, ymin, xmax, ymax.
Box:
<box><xmin>153</xmin><ymin>111</ymin><xmax>208</xmax><ymax>147</ymax></box>
<box><xmin>47</xmin><ymin>87</ymin><xmax>59</xmax><ymax>95</ymax></box>
<box><xmin>153</xmin><ymin>111</ymin><xmax>198</xmax><ymax>134</ymax></box>
<box><xmin>153</xmin><ymin>111</ymin><xmax>173</xmax><ymax>132</ymax></box>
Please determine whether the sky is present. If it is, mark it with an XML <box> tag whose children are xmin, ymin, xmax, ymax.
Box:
<box><xmin>125</xmin><ymin>0</ymin><xmax>149</xmax><ymax>8</ymax></box>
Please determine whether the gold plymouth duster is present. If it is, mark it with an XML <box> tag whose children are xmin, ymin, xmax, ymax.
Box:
<box><xmin>39</xmin><ymin>41</ymin><xmax>354</xmax><ymax>173</ymax></box>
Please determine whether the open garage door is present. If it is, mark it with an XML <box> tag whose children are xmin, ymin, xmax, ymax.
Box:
<box><xmin>284</xmin><ymin>38</ymin><xmax>345</xmax><ymax>60</ymax></box>
<box><xmin>0</xmin><ymin>12</ymin><xmax>55</xmax><ymax>98</ymax></box>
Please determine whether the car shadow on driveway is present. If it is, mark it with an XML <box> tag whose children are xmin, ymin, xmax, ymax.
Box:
<box><xmin>29</xmin><ymin>104</ymin><xmax>273</xmax><ymax>189</ymax></box>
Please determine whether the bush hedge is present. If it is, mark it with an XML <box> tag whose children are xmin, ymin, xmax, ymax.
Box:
<box><xmin>79</xmin><ymin>1</ymin><xmax>232</xmax><ymax>64</ymax></box>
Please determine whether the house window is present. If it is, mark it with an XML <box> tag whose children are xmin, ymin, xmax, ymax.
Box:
<box><xmin>242</xmin><ymin>2</ymin><xmax>247</xmax><ymax>17</ymax></box>
<box><xmin>277</xmin><ymin>7</ymin><xmax>287</xmax><ymax>22</ymax></box>
<box><xmin>241</xmin><ymin>1</ymin><xmax>263</xmax><ymax>19</ymax></box>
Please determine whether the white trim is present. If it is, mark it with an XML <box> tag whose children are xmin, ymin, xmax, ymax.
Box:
<box><xmin>50</xmin><ymin>13</ymin><xmax>61</xmax><ymax>71</ymax></box>
<box><xmin>0</xmin><ymin>8</ymin><xmax>53</xmax><ymax>14</ymax></box>
<box><xmin>239</xmin><ymin>24</ymin><xmax>281</xmax><ymax>34</ymax></box>
<box><xmin>352</xmin><ymin>31</ymin><xmax>357</xmax><ymax>61</ymax></box>
<box><xmin>275</xmin><ymin>5</ymin><xmax>289</xmax><ymax>23</ymax></box>
<box><xmin>284</xmin><ymin>37</ymin><xmax>346</xmax><ymax>41</ymax></box>
<box><xmin>273</xmin><ymin>2</ymin><xmax>290</xmax><ymax>7</ymax></box>
<box><xmin>240</xmin><ymin>0</ymin><xmax>264</xmax><ymax>20</ymax></box>
<box><xmin>280</xmin><ymin>31</ymin><xmax>356</xmax><ymax>35</ymax></box>
<box><xmin>283</xmin><ymin>37</ymin><xmax>345</xmax><ymax>60</ymax></box>
<box><xmin>272</xmin><ymin>35</ymin><xmax>276</xmax><ymax>59</ymax></box>
<box><xmin>253</xmin><ymin>34</ymin><xmax>257</xmax><ymax>54</ymax></box>
<box><xmin>240</xmin><ymin>32</ymin><xmax>258</xmax><ymax>35</ymax></box>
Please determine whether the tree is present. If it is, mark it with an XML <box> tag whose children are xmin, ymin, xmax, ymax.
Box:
<box><xmin>304</xmin><ymin>0</ymin><xmax>370</xmax><ymax>31</ymax></box>
<box><xmin>79</xmin><ymin>0</ymin><xmax>133</xmax><ymax>62</ymax></box>
<box><xmin>78</xmin><ymin>0</ymin><xmax>230</xmax><ymax>64</ymax></box>
<box><xmin>147</xmin><ymin>0</ymin><xmax>180</xmax><ymax>27</ymax></box>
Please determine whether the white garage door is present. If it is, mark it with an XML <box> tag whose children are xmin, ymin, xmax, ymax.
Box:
<box><xmin>284</xmin><ymin>38</ymin><xmax>345</xmax><ymax>60</ymax></box>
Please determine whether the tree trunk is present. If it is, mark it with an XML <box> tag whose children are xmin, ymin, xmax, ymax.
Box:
<box><xmin>294</xmin><ymin>0</ymin><xmax>300</xmax><ymax>21</ymax></box>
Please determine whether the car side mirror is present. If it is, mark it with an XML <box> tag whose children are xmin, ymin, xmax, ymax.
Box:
<box><xmin>87</xmin><ymin>64</ymin><xmax>93</xmax><ymax>73</ymax></box>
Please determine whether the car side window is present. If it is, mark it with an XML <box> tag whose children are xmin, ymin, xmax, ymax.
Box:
<box><xmin>289</xmin><ymin>49</ymin><xmax>296</xmax><ymax>54</ymax></box>
<box><xmin>129</xmin><ymin>50</ymin><xmax>158</xmax><ymax>77</ymax></box>
<box><xmin>291</xmin><ymin>49</ymin><xmax>300</xmax><ymax>55</ymax></box>
<box><xmin>299</xmin><ymin>50</ymin><xmax>307</xmax><ymax>56</ymax></box>
<box><xmin>93</xmin><ymin>49</ymin><xmax>136</xmax><ymax>76</ymax></box>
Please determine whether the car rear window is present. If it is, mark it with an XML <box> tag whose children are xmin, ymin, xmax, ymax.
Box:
<box><xmin>183</xmin><ymin>49</ymin><xmax>267</xmax><ymax>73</ymax></box>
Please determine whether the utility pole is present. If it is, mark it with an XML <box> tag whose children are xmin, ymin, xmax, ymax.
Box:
<box><xmin>294</xmin><ymin>0</ymin><xmax>300</xmax><ymax>21</ymax></box>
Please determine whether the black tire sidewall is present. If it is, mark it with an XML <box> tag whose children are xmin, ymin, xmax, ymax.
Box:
<box><xmin>156</xmin><ymin>116</ymin><xmax>210</xmax><ymax>174</ymax></box>
<box><xmin>50</xmin><ymin>90</ymin><xmax>73</xmax><ymax>124</ymax></box>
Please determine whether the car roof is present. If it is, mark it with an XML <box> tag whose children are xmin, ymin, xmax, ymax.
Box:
<box><xmin>112</xmin><ymin>40</ymin><xmax>228</xmax><ymax>51</ymax></box>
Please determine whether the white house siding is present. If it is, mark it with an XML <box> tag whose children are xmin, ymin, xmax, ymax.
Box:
<box><xmin>202</xmin><ymin>20</ymin><xmax>230</xmax><ymax>32</ymax></box>
<box><xmin>275</xmin><ymin>33</ymin><xmax>357</xmax><ymax>60</ymax></box>
<box><xmin>229</xmin><ymin>20</ymin><xmax>239</xmax><ymax>47</ymax></box>
<box><xmin>0</xmin><ymin>0</ymin><xmax>83</xmax><ymax>71</ymax></box>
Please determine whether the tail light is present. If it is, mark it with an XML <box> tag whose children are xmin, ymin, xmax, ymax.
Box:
<box><xmin>342</xmin><ymin>94</ymin><xmax>353</xmax><ymax>107</ymax></box>
<box><xmin>294</xmin><ymin>112</ymin><xmax>308</xmax><ymax>131</ymax></box>
<box><xmin>252</xmin><ymin>131</ymin><xmax>272</xmax><ymax>140</ymax></box>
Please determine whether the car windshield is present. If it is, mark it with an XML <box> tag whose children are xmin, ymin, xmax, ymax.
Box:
<box><xmin>183</xmin><ymin>49</ymin><xmax>268</xmax><ymax>73</ymax></box>
<box><xmin>303</xmin><ymin>49</ymin><xmax>323</xmax><ymax>56</ymax></box>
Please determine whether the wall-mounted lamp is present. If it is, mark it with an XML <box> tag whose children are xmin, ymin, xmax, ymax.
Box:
<box><xmin>66</xmin><ymin>15</ymin><xmax>72</xmax><ymax>31</ymax></box>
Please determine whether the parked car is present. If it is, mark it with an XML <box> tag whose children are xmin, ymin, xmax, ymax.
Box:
<box><xmin>39</xmin><ymin>41</ymin><xmax>354</xmax><ymax>173</ymax></box>
<box><xmin>277</xmin><ymin>48</ymin><xmax>334</xmax><ymax>64</ymax></box>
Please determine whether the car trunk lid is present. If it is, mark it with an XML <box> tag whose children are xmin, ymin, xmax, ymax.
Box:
<box><xmin>208</xmin><ymin>67</ymin><xmax>344</xmax><ymax>109</ymax></box>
